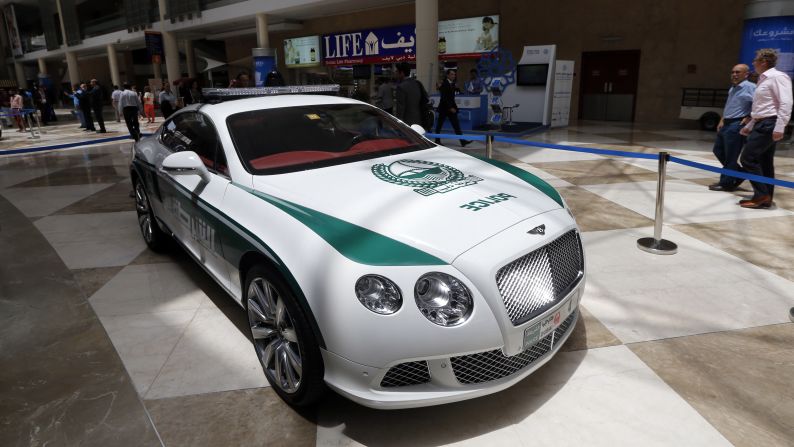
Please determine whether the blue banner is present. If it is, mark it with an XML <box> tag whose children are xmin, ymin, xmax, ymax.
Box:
<box><xmin>740</xmin><ymin>16</ymin><xmax>794</xmax><ymax>78</ymax></box>
<box><xmin>323</xmin><ymin>24</ymin><xmax>416</xmax><ymax>66</ymax></box>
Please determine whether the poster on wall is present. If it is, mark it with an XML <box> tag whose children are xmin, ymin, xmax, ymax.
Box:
<box><xmin>323</xmin><ymin>25</ymin><xmax>416</xmax><ymax>66</ymax></box>
<box><xmin>145</xmin><ymin>31</ymin><xmax>164</xmax><ymax>64</ymax></box>
<box><xmin>551</xmin><ymin>60</ymin><xmax>574</xmax><ymax>128</ymax></box>
<box><xmin>438</xmin><ymin>15</ymin><xmax>499</xmax><ymax>60</ymax></box>
<box><xmin>284</xmin><ymin>35</ymin><xmax>321</xmax><ymax>68</ymax></box>
<box><xmin>740</xmin><ymin>16</ymin><xmax>794</xmax><ymax>79</ymax></box>
<box><xmin>3</xmin><ymin>4</ymin><xmax>23</xmax><ymax>57</ymax></box>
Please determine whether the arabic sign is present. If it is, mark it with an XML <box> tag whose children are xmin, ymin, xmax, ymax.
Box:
<box><xmin>438</xmin><ymin>15</ymin><xmax>499</xmax><ymax>60</ymax></box>
<box><xmin>323</xmin><ymin>25</ymin><xmax>416</xmax><ymax>66</ymax></box>
<box><xmin>145</xmin><ymin>31</ymin><xmax>164</xmax><ymax>64</ymax></box>
<box><xmin>740</xmin><ymin>16</ymin><xmax>794</xmax><ymax>79</ymax></box>
<box><xmin>284</xmin><ymin>35</ymin><xmax>321</xmax><ymax>68</ymax></box>
<box><xmin>3</xmin><ymin>5</ymin><xmax>23</xmax><ymax>57</ymax></box>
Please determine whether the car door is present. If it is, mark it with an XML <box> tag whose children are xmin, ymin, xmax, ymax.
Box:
<box><xmin>158</xmin><ymin>111</ymin><xmax>232</xmax><ymax>290</ymax></box>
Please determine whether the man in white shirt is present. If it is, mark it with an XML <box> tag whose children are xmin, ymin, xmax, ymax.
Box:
<box><xmin>738</xmin><ymin>48</ymin><xmax>793</xmax><ymax>208</ymax></box>
<box><xmin>117</xmin><ymin>83</ymin><xmax>143</xmax><ymax>142</ymax></box>
<box><xmin>111</xmin><ymin>86</ymin><xmax>122</xmax><ymax>123</ymax></box>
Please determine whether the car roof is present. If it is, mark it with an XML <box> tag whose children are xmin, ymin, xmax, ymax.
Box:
<box><xmin>201</xmin><ymin>94</ymin><xmax>362</xmax><ymax>121</ymax></box>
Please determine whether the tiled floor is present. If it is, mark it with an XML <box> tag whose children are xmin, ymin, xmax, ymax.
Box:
<box><xmin>1</xmin><ymin>121</ymin><xmax>793</xmax><ymax>446</ymax></box>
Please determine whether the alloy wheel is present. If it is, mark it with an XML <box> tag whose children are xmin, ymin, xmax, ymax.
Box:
<box><xmin>134</xmin><ymin>182</ymin><xmax>153</xmax><ymax>243</ymax></box>
<box><xmin>247</xmin><ymin>277</ymin><xmax>303</xmax><ymax>394</ymax></box>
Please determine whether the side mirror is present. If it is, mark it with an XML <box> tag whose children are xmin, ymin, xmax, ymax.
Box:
<box><xmin>410</xmin><ymin>124</ymin><xmax>426</xmax><ymax>135</ymax></box>
<box><xmin>161</xmin><ymin>151</ymin><xmax>212</xmax><ymax>183</ymax></box>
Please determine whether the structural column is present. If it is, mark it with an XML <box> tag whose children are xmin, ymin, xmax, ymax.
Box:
<box><xmin>415</xmin><ymin>0</ymin><xmax>438</xmax><ymax>90</ymax></box>
<box><xmin>256</xmin><ymin>13</ymin><xmax>269</xmax><ymax>49</ymax></box>
<box><xmin>65</xmin><ymin>52</ymin><xmax>80</xmax><ymax>85</ymax></box>
<box><xmin>107</xmin><ymin>44</ymin><xmax>121</xmax><ymax>87</ymax></box>
<box><xmin>37</xmin><ymin>58</ymin><xmax>47</xmax><ymax>76</ymax></box>
<box><xmin>184</xmin><ymin>40</ymin><xmax>196</xmax><ymax>79</ymax></box>
<box><xmin>14</xmin><ymin>62</ymin><xmax>26</xmax><ymax>88</ymax></box>
<box><xmin>163</xmin><ymin>31</ymin><xmax>180</xmax><ymax>84</ymax></box>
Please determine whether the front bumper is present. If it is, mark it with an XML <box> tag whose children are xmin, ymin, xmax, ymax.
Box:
<box><xmin>322</xmin><ymin>280</ymin><xmax>583</xmax><ymax>410</ymax></box>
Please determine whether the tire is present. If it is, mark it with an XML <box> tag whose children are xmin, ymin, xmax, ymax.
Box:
<box><xmin>700</xmin><ymin>112</ymin><xmax>720</xmax><ymax>131</ymax></box>
<box><xmin>133</xmin><ymin>178</ymin><xmax>169</xmax><ymax>252</ymax></box>
<box><xmin>245</xmin><ymin>264</ymin><xmax>325</xmax><ymax>407</ymax></box>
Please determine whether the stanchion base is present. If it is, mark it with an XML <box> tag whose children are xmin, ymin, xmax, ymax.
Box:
<box><xmin>637</xmin><ymin>237</ymin><xmax>677</xmax><ymax>255</ymax></box>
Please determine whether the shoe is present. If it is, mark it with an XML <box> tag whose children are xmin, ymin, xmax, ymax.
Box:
<box><xmin>739</xmin><ymin>195</ymin><xmax>772</xmax><ymax>208</ymax></box>
<box><xmin>434</xmin><ymin>138</ymin><xmax>441</xmax><ymax>144</ymax></box>
<box><xmin>460</xmin><ymin>140</ymin><xmax>470</xmax><ymax>147</ymax></box>
<box><xmin>709</xmin><ymin>184</ymin><xmax>736</xmax><ymax>192</ymax></box>
<box><xmin>96</xmin><ymin>130</ymin><xmax>107</xmax><ymax>134</ymax></box>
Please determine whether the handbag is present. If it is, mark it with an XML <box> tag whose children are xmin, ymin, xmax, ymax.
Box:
<box><xmin>418</xmin><ymin>80</ymin><xmax>435</xmax><ymax>130</ymax></box>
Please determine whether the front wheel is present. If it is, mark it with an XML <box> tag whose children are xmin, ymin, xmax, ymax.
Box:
<box><xmin>245</xmin><ymin>265</ymin><xmax>325</xmax><ymax>407</ymax></box>
<box><xmin>700</xmin><ymin>112</ymin><xmax>720</xmax><ymax>131</ymax></box>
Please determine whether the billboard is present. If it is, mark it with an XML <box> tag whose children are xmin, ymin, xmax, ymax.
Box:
<box><xmin>145</xmin><ymin>31</ymin><xmax>164</xmax><ymax>64</ymax></box>
<box><xmin>439</xmin><ymin>15</ymin><xmax>499</xmax><ymax>60</ymax></box>
<box><xmin>740</xmin><ymin>16</ymin><xmax>794</xmax><ymax>79</ymax></box>
<box><xmin>3</xmin><ymin>4</ymin><xmax>23</xmax><ymax>57</ymax></box>
<box><xmin>323</xmin><ymin>25</ymin><xmax>416</xmax><ymax>66</ymax></box>
<box><xmin>284</xmin><ymin>35</ymin><xmax>321</xmax><ymax>68</ymax></box>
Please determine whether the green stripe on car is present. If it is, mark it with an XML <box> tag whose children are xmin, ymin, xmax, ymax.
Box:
<box><xmin>233</xmin><ymin>183</ymin><xmax>446</xmax><ymax>266</ymax></box>
<box><xmin>472</xmin><ymin>156</ymin><xmax>563</xmax><ymax>207</ymax></box>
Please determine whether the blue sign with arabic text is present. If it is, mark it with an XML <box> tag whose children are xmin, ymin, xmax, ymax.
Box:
<box><xmin>323</xmin><ymin>24</ymin><xmax>416</xmax><ymax>66</ymax></box>
<box><xmin>740</xmin><ymin>16</ymin><xmax>794</xmax><ymax>79</ymax></box>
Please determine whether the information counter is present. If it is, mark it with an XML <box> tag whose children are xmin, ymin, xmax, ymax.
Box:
<box><xmin>428</xmin><ymin>94</ymin><xmax>488</xmax><ymax>131</ymax></box>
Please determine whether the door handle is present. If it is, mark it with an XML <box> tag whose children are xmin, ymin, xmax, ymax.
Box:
<box><xmin>608</xmin><ymin>82</ymin><xmax>613</xmax><ymax>93</ymax></box>
<box><xmin>603</xmin><ymin>82</ymin><xmax>608</xmax><ymax>93</ymax></box>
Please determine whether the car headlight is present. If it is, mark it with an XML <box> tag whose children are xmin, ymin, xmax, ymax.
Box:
<box><xmin>414</xmin><ymin>272</ymin><xmax>473</xmax><ymax>326</ymax></box>
<box><xmin>355</xmin><ymin>275</ymin><xmax>402</xmax><ymax>315</ymax></box>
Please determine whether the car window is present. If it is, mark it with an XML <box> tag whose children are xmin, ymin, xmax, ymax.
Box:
<box><xmin>226</xmin><ymin>103</ymin><xmax>434</xmax><ymax>174</ymax></box>
<box><xmin>164</xmin><ymin>112</ymin><xmax>227</xmax><ymax>176</ymax></box>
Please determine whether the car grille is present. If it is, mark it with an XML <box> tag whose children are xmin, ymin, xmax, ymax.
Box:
<box><xmin>450</xmin><ymin>310</ymin><xmax>577</xmax><ymax>385</ymax></box>
<box><xmin>496</xmin><ymin>230</ymin><xmax>583</xmax><ymax>325</ymax></box>
<box><xmin>380</xmin><ymin>361</ymin><xmax>431</xmax><ymax>388</ymax></box>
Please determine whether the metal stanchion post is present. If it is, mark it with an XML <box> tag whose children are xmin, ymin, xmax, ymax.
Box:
<box><xmin>637</xmin><ymin>151</ymin><xmax>677</xmax><ymax>255</ymax></box>
<box><xmin>485</xmin><ymin>134</ymin><xmax>494</xmax><ymax>159</ymax></box>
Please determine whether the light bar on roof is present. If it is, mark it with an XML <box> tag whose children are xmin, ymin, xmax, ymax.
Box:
<box><xmin>202</xmin><ymin>85</ymin><xmax>340</xmax><ymax>102</ymax></box>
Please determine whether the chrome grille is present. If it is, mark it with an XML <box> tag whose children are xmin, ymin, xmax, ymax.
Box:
<box><xmin>496</xmin><ymin>230</ymin><xmax>583</xmax><ymax>325</ymax></box>
<box><xmin>380</xmin><ymin>361</ymin><xmax>431</xmax><ymax>388</ymax></box>
<box><xmin>451</xmin><ymin>310</ymin><xmax>577</xmax><ymax>385</ymax></box>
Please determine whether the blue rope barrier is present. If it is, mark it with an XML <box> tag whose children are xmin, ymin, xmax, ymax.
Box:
<box><xmin>493</xmin><ymin>136</ymin><xmax>660</xmax><ymax>160</ymax></box>
<box><xmin>669</xmin><ymin>156</ymin><xmax>794</xmax><ymax>189</ymax></box>
<box><xmin>425</xmin><ymin>132</ymin><xmax>487</xmax><ymax>142</ymax></box>
<box><xmin>1</xmin><ymin>133</ymin><xmax>154</xmax><ymax>156</ymax></box>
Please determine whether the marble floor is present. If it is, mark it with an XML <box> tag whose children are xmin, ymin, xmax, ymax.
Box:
<box><xmin>1</xmin><ymin>121</ymin><xmax>793</xmax><ymax>447</ymax></box>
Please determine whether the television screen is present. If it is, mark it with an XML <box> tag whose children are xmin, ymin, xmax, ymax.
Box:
<box><xmin>516</xmin><ymin>64</ymin><xmax>549</xmax><ymax>86</ymax></box>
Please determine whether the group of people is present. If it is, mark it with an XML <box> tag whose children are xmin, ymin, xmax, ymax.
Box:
<box><xmin>710</xmin><ymin>48</ymin><xmax>792</xmax><ymax>209</ymax></box>
<box><xmin>390</xmin><ymin>63</ymin><xmax>482</xmax><ymax>147</ymax></box>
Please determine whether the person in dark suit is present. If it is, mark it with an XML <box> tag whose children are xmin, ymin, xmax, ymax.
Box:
<box><xmin>89</xmin><ymin>79</ymin><xmax>106</xmax><ymax>133</ymax></box>
<box><xmin>77</xmin><ymin>82</ymin><xmax>95</xmax><ymax>132</ymax></box>
<box><xmin>435</xmin><ymin>69</ymin><xmax>469</xmax><ymax>147</ymax></box>
<box><xmin>394</xmin><ymin>63</ymin><xmax>424</xmax><ymax>127</ymax></box>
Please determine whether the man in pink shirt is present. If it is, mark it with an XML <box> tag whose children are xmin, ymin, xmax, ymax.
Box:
<box><xmin>738</xmin><ymin>48</ymin><xmax>793</xmax><ymax>208</ymax></box>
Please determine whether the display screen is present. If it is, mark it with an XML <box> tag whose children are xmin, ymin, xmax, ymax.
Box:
<box><xmin>284</xmin><ymin>35</ymin><xmax>321</xmax><ymax>68</ymax></box>
<box><xmin>438</xmin><ymin>15</ymin><xmax>499</xmax><ymax>59</ymax></box>
<box><xmin>516</xmin><ymin>64</ymin><xmax>549</xmax><ymax>86</ymax></box>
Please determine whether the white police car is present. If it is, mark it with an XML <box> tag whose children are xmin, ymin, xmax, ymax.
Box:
<box><xmin>130</xmin><ymin>86</ymin><xmax>585</xmax><ymax>409</ymax></box>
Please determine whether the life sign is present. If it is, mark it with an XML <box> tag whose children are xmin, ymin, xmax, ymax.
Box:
<box><xmin>323</xmin><ymin>24</ymin><xmax>416</xmax><ymax>66</ymax></box>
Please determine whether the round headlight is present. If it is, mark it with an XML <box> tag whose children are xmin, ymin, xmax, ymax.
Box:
<box><xmin>355</xmin><ymin>275</ymin><xmax>402</xmax><ymax>315</ymax></box>
<box><xmin>414</xmin><ymin>272</ymin><xmax>473</xmax><ymax>326</ymax></box>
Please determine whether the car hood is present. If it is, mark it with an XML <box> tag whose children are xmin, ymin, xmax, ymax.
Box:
<box><xmin>250</xmin><ymin>147</ymin><xmax>563</xmax><ymax>264</ymax></box>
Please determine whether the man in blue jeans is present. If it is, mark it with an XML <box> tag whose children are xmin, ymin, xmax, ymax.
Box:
<box><xmin>709</xmin><ymin>64</ymin><xmax>754</xmax><ymax>192</ymax></box>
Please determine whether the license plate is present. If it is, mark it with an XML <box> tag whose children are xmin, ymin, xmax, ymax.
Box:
<box><xmin>523</xmin><ymin>294</ymin><xmax>575</xmax><ymax>350</ymax></box>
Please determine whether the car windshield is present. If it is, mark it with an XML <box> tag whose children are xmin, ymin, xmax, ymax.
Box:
<box><xmin>226</xmin><ymin>103</ymin><xmax>435</xmax><ymax>174</ymax></box>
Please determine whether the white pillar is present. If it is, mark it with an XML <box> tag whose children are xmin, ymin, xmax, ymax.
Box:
<box><xmin>256</xmin><ymin>13</ymin><xmax>269</xmax><ymax>48</ymax></box>
<box><xmin>107</xmin><ymin>44</ymin><xmax>121</xmax><ymax>87</ymax></box>
<box><xmin>185</xmin><ymin>40</ymin><xmax>196</xmax><ymax>79</ymax></box>
<box><xmin>415</xmin><ymin>0</ymin><xmax>438</xmax><ymax>91</ymax></box>
<box><xmin>14</xmin><ymin>62</ymin><xmax>26</xmax><ymax>87</ymax></box>
<box><xmin>65</xmin><ymin>51</ymin><xmax>80</xmax><ymax>85</ymax></box>
<box><xmin>37</xmin><ymin>58</ymin><xmax>47</xmax><ymax>76</ymax></box>
<box><xmin>164</xmin><ymin>31</ymin><xmax>180</xmax><ymax>85</ymax></box>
